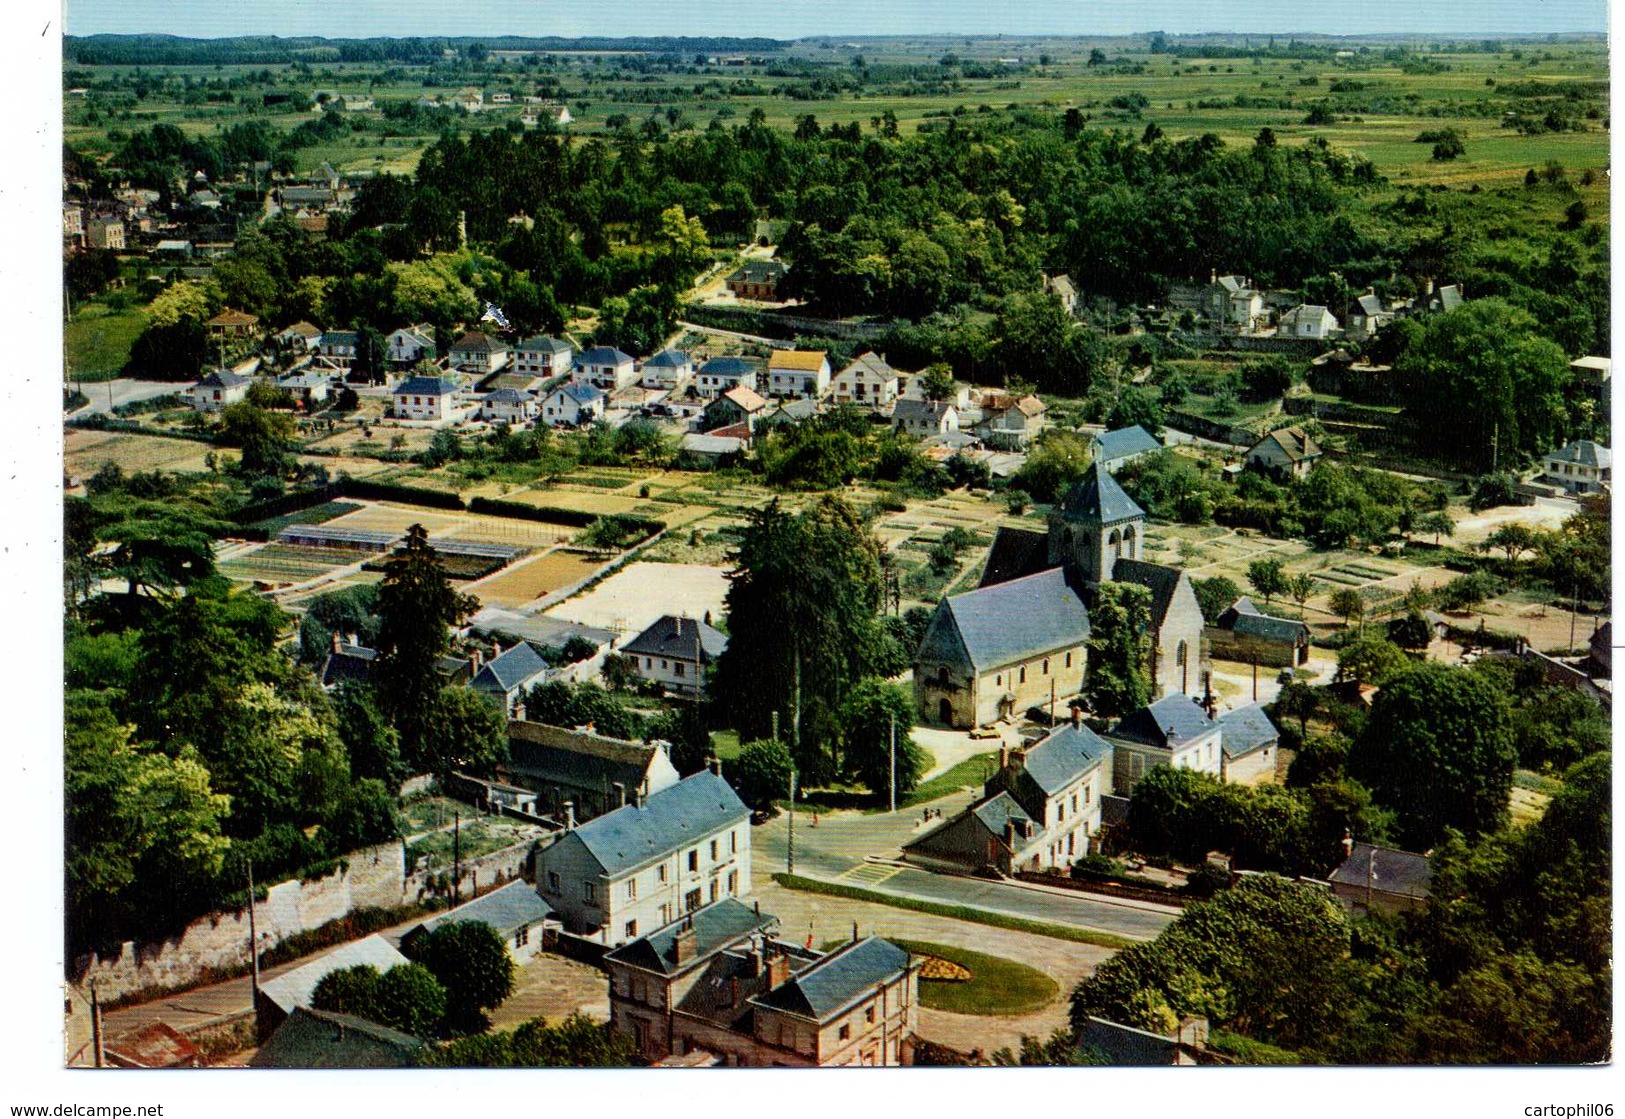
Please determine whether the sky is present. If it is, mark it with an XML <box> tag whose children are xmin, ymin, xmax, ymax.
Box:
<box><xmin>63</xmin><ymin>0</ymin><xmax>1609</xmax><ymax>40</ymax></box>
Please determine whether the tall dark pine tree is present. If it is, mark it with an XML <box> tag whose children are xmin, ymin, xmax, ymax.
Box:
<box><xmin>374</xmin><ymin>525</ymin><xmax>478</xmax><ymax>765</ymax></box>
<box><xmin>711</xmin><ymin>497</ymin><xmax>888</xmax><ymax>784</ymax></box>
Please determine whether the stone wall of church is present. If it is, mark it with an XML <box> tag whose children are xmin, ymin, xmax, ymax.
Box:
<box><xmin>1149</xmin><ymin>581</ymin><xmax>1208</xmax><ymax>698</ymax></box>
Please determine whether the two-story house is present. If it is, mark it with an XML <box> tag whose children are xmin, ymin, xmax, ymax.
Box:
<box><xmin>694</xmin><ymin>356</ymin><xmax>760</xmax><ymax>398</ymax></box>
<box><xmin>1106</xmin><ymin>695</ymin><xmax>1285</xmax><ymax>793</ymax></box>
<box><xmin>449</xmin><ymin>331</ymin><xmax>510</xmax><ymax>374</ymax></box>
<box><xmin>974</xmin><ymin>393</ymin><xmax>1046</xmax><ymax>450</ymax></box>
<box><xmin>574</xmin><ymin>346</ymin><xmax>639</xmax><ymax>392</ymax></box>
<box><xmin>604</xmin><ymin>899</ymin><xmax>919</xmax><ymax>1067</ymax></box>
<box><xmin>640</xmin><ymin>349</ymin><xmax>694</xmax><ymax>391</ymax></box>
<box><xmin>622</xmin><ymin>615</ymin><xmax>727</xmax><ymax>695</ymax></box>
<box><xmin>186</xmin><ymin>369</ymin><xmax>252</xmax><ymax>412</ymax></box>
<box><xmin>386</xmin><ymin>324</ymin><xmax>437</xmax><ymax>368</ymax></box>
<box><xmin>766</xmin><ymin>350</ymin><xmax>831</xmax><ymax>399</ymax></box>
<box><xmin>829</xmin><ymin>352</ymin><xmax>900</xmax><ymax>409</ymax></box>
<box><xmin>478</xmin><ymin>388</ymin><xmax>539</xmax><ymax>426</ymax></box>
<box><xmin>903</xmin><ymin>715</ymin><xmax>1112</xmax><ymax>873</ymax></box>
<box><xmin>724</xmin><ymin>259</ymin><xmax>788</xmax><ymax>301</ymax></box>
<box><xmin>1245</xmin><ymin>426</ymin><xmax>1323</xmax><ymax>482</ymax></box>
<box><xmin>540</xmin><ymin>382</ymin><xmax>605</xmax><ymax>427</ymax></box>
<box><xmin>468</xmin><ymin>641</ymin><xmax>550</xmax><ymax>714</ymax></box>
<box><xmin>1542</xmin><ymin>439</ymin><xmax>1611</xmax><ymax>495</ymax></box>
<box><xmin>701</xmin><ymin>385</ymin><xmax>768</xmax><ymax>432</ymax></box>
<box><xmin>1091</xmin><ymin>425</ymin><xmax>1163</xmax><ymax>473</ymax></box>
<box><xmin>892</xmin><ymin>399</ymin><xmax>960</xmax><ymax>439</ymax></box>
<box><xmin>1276</xmin><ymin>304</ymin><xmax>1340</xmax><ymax>340</ymax></box>
<box><xmin>393</xmin><ymin>375</ymin><xmax>463</xmax><ymax>423</ymax></box>
<box><xmin>513</xmin><ymin>335</ymin><xmax>573</xmax><ymax>380</ymax></box>
<box><xmin>534</xmin><ymin>766</ymin><xmax>751</xmax><ymax>944</ymax></box>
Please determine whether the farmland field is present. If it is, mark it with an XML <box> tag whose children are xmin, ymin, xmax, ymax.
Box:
<box><xmin>63</xmin><ymin>302</ymin><xmax>148</xmax><ymax>381</ymax></box>
<box><xmin>544</xmin><ymin>561</ymin><xmax>731</xmax><ymax>635</ymax></box>
<box><xmin>65</xmin><ymin>430</ymin><xmax>212</xmax><ymax>476</ymax></box>
<box><xmin>216</xmin><ymin>542</ymin><xmax>372</xmax><ymax>584</ymax></box>
<box><xmin>468</xmin><ymin>548</ymin><xmax>610</xmax><ymax>608</ymax></box>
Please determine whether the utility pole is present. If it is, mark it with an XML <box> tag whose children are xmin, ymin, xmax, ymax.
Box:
<box><xmin>1569</xmin><ymin>583</ymin><xmax>1579</xmax><ymax>656</ymax></box>
<box><xmin>787</xmin><ymin>767</ymin><xmax>797</xmax><ymax>876</ymax></box>
<box><xmin>452</xmin><ymin>812</ymin><xmax>462</xmax><ymax>904</ymax></box>
<box><xmin>889</xmin><ymin>714</ymin><xmax>896</xmax><ymax>815</ymax></box>
<box><xmin>247</xmin><ymin>859</ymin><xmax>260</xmax><ymax>1004</ymax></box>
<box><xmin>90</xmin><ymin>983</ymin><xmax>104</xmax><ymax>1069</ymax></box>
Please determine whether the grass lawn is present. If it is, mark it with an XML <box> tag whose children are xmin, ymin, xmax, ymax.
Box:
<box><xmin>822</xmin><ymin>937</ymin><xmax>1058</xmax><ymax>1017</ymax></box>
<box><xmin>64</xmin><ymin>301</ymin><xmax>148</xmax><ymax>381</ymax></box>
<box><xmin>710</xmin><ymin>729</ymin><xmax>744</xmax><ymax>761</ymax></box>
<box><xmin>896</xmin><ymin>751</ymin><xmax>998</xmax><ymax>811</ymax></box>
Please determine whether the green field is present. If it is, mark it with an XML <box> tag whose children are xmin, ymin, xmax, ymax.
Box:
<box><xmin>823</xmin><ymin>937</ymin><xmax>1059</xmax><ymax>1016</ymax></box>
<box><xmin>64</xmin><ymin>301</ymin><xmax>147</xmax><ymax>381</ymax></box>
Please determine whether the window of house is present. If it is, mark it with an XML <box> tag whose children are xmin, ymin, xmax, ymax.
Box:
<box><xmin>688</xmin><ymin>849</ymin><xmax>699</xmax><ymax>872</ymax></box>
<box><xmin>731</xmin><ymin>830</ymin><xmax>738</xmax><ymax>854</ymax></box>
<box><xmin>710</xmin><ymin>839</ymin><xmax>719</xmax><ymax>861</ymax></box>
<box><xmin>1019</xmin><ymin>666</ymin><xmax>1027</xmax><ymax>684</ymax></box>
<box><xmin>547</xmin><ymin>871</ymin><xmax>561</xmax><ymax>894</ymax></box>
<box><xmin>646</xmin><ymin>658</ymin><xmax>653</xmax><ymax>668</ymax></box>
<box><xmin>583</xmin><ymin>881</ymin><xmax>597</xmax><ymax>905</ymax></box>
<box><xmin>1043</xmin><ymin>659</ymin><xmax>1050</xmax><ymax>675</ymax></box>
<box><xmin>625</xmin><ymin>920</ymin><xmax>637</xmax><ymax>939</ymax></box>
<box><xmin>1071</xmin><ymin>793</ymin><xmax>1079</xmax><ymax>813</ymax></box>
<box><xmin>684</xmin><ymin>888</ymin><xmax>702</xmax><ymax>912</ymax></box>
<box><xmin>515</xmin><ymin>924</ymin><xmax>529</xmax><ymax>947</ymax></box>
<box><xmin>866</xmin><ymin>1006</ymin><xmax>876</xmax><ymax>1024</ymax></box>
<box><xmin>727</xmin><ymin>870</ymin><xmax>738</xmax><ymax>894</ymax></box>
<box><xmin>709</xmin><ymin>880</ymin><xmax>720</xmax><ymax>903</ymax></box>
<box><xmin>1066</xmin><ymin>651</ymin><xmax>1074</xmax><ymax>668</ymax></box>
<box><xmin>627</xmin><ymin>878</ymin><xmax>638</xmax><ymax>901</ymax></box>
<box><xmin>657</xmin><ymin>864</ymin><xmax>668</xmax><ymax>884</ymax></box>
<box><xmin>995</xmin><ymin>675</ymin><xmax>1002</xmax><ymax>686</ymax></box>
<box><xmin>839</xmin><ymin>1024</ymin><xmax>851</xmax><ymax>1042</ymax></box>
<box><xmin>675</xmin><ymin>662</ymin><xmax>685</xmax><ymax>677</ymax></box>
<box><xmin>660</xmin><ymin>903</ymin><xmax>673</xmax><ymax>925</ymax></box>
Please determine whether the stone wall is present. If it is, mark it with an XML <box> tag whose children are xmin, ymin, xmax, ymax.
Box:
<box><xmin>404</xmin><ymin>837</ymin><xmax>539</xmax><ymax>907</ymax></box>
<box><xmin>70</xmin><ymin>842</ymin><xmax>405</xmax><ymax>1004</ymax></box>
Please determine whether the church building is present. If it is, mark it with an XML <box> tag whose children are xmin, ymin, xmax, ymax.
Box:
<box><xmin>913</xmin><ymin>462</ymin><xmax>1205</xmax><ymax>728</ymax></box>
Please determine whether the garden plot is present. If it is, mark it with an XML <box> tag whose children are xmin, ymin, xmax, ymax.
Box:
<box><xmin>545</xmin><ymin>561</ymin><xmax>730</xmax><ymax>637</ymax></box>
<box><xmin>468</xmin><ymin>548</ymin><xmax>610</xmax><ymax>608</ymax></box>
<box><xmin>65</xmin><ymin>431</ymin><xmax>210</xmax><ymax>477</ymax></box>
<box><xmin>503</xmin><ymin>488</ymin><xmax>647</xmax><ymax>517</ymax></box>
<box><xmin>323</xmin><ymin>503</ymin><xmax>468</xmax><ymax>538</ymax></box>
<box><xmin>216</xmin><ymin>542</ymin><xmax>371</xmax><ymax>585</ymax></box>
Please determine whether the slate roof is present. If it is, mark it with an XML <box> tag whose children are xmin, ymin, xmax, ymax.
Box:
<box><xmin>893</xmin><ymin>399</ymin><xmax>955</xmax><ymax>425</ymax></box>
<box><xmin>578</xmin><ymin>346</ymin><xmax>634</xmax><ymax>366</ymax></box>
<box><xmin>452</xmin><ymin>331</ymin><xmax>507</xmax><ymax>353</ymax></box>
<box><xmin>195</xmin><ymin>369</ymin><xmax>250</xmax><ymax>389</ymax></box>
<box><xmin>681</xmin><ymin>433</ymin><xmax>747</xmax><ymax>455</ymax></box>
<box><xmin>505</xmin><ymin>721</ymin><xmax>670</xmax><ymax>794</ymax></box>
<box><xmin>320</xmin><ymin>643</ymin><xmax>377</xmax><ymax>688</ymax></box>
<box><xmin>1355</xmin><ymin>293</ymin><xmax>1385</xmax><ymax>317</ymax></box>
<box><xmin>838</xmin><ymin>351</ymin><xmax>896</xmax><ymax>379</ymax></box>
<box><xmin>698</xmin><ymin>356</ymin><xmax>756</xmax><ymax>377</ymax></box>
<box><xmin>643</xmin><ymin>349</ymin><xmax>690</xmax><ymax>368</ymax></box>
<box><xmin>409</xmin><ymin>879</ymin><xmax>553</xmax><ymax>941</ymax></box>
<box><xmin>395</xmin><ymin>376</ymin><xmax>460</xmax><ymax>397</ymax></box>
<box><xmin>1111</xmin><ymin>558</ymin><xmax>1187</xmax><ymax>631</ymax></box>
<box><xmin>249</xmin><ymin>1008</ymin><xmax>427</xmax><ymax>1069</ymax></box>
<box><xmin>1061</xmin><ymin>461</ymin><xmax>1146</xmax><ymax>525</ymax></box>
<box><xmin>979</xmin><ymin>526</ymin><xmax>1051</xmax><ymax>588</ymax></box>
<box><xmin>322</xmin><ymin>330</ymin><xmax>360</xmax><ymax>347</ymax></box>
<box><xmin>1213</xmin><ymin>703</ymin><xmax>1279</xmax><ymax>760</ymax></box>
<box><xmin>566</xmin><ymin>770</ymin><xmax>749</xmax><ymax>877</ymax></box>
<box><xmin>1436</xmin><ymin>284</ymin><xmax>1464</xmax><ymax>311</ymax></box>
<box><xmin>471</xmin><ymin>641</ymin><xmax>549</xmax><ymax>694</ymax></box>
<box><xmin>278</xmin><ymin>320</ymin><xmax>323</xmax><ymax>339</ymax></box>
<box><xmin>1021</xmin><ymin>723</ymin><xmax>1113</xmax><ymax>794</ymax></box>
<box><xmin>1255</xmin><ymin>427</ymin><xmax>1322</xmax><ymax>463</ymax></box>
<box><xmin>603</xmin><ymin>897</ymin><xmax>774</xmax><ymax>976</ymax></box>
<box><xmin>1547</xmin><ymin>439</ymin><xmax>1611</xmax><ymax>469</ymax></box>
<box><xmin>933</xmin><ymin>566</ymin><xmax>1091</xmax><ymax>672</ymax></box>
<box><xmin>727</xmin><ymin>259</ymin><xmax>788</xmax><ymax>284</ymax></box>
<box><xmin>1328</xmin><ymin>842</ymin><xmax>1432</xmax><ymax>900</ymax></box>
<box><xmin>1218</xmin><ymin>597</ymin><xmax>1310</xmax><ymax>644</ymax></box>
<box><xmin>750</xmin><ymin>937</ymin><xmax>912</xmax><ymax>1021</ymax></box>
<box><xmin>768</xmin><ymin>349</ymin><xmax>828</xmax><ymax>372</ymax></box>
<box><xmin>1110</xmin><ymin>693</ymin><xmax>1217</xmax><ymax>749</ymax></box>
<box><xmin>258</xmin><ymin>935</ymin><xmax>409</xmax><ymax>1015</ymax></box>
<box><xmin>969</xmin><ymin>790</ymin><xmax>1034</xmax><ymax>834</ymax></box>
<box><xmin>1078</xmin><ymin>1017</ymin><xmax>1183</xmax><ymax>1065</ymax></box>
<box><xmin>516</xmin><ymin>334</ymin><xmax>571</xmax><ymax>354</ymax></box>
<box><xmin>551</xmin><ymin>383</ymin><xmax>606</xmax><ymax>408</ymax></box>
<box><xmin>763</xmin><ymin>398</ymin><xmax>819</xmax><ymax>425</ymax></box>
<box><xmin>1093</xmin><ymin>425</ymin><xmax>1162</xmax><ymax>464</ymax></box>
<box><xmin>622</xmin><ymin>615</ymin><xmax>728</xmax><ymax>662</ymax></box>
<box><xmin>1280</xmin><ymin>304</ymin><xmax>1336</xmax><ymax>326</ymax></box>
<box><xmin>483</xmin><ymin>388</ymin><xmax>534</xmax><ymax>404</ymax></box>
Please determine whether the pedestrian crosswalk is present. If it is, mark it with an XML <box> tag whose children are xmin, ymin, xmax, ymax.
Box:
<box><xmin>837</xmin><ymin>863</ymin><xmax>903</xmax><ymax>887</ymax></box>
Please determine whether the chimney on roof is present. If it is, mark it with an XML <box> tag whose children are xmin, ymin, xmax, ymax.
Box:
<box><xmin>469</xmin><ymin>653</ymin><xmax>480</xmax><ymax>676</ymax></box>
<box><xmin>1009</xmin><ymin>748</ymin><xmax>1027</xmax><ymax>773</ymax></box>
<box><xmin>852</xmin><ymin>921</ymin><xmax>859</xmax><ymax>944</ymax></box>
<box><xmin>563</xmin><ymin>800</ymin><xmax>575</xmax><ymax>831</ymax></box>
<box><xmin>708</xmin><ymin>756</ymin><xmax>722</xmax><ymax>777</ymax></box>
<box><xmin>673</xmin><ymin>923</ymin><xmax>698</xmax><ymax>965</ymax></box>
<box><xmin>513</xmin><ymin>700</ymin><xmax>526</xmax><ymax>723</ymax></box>
<box><xmin>747</xmin><ymin>941</ymin><xmax>764</xmax><ymax>977</ymax></box>
<box><xmin>1341</xmin><ymin>829</ymin><xmax>1354</xmax><ymax>860</ymax></box>
<box><xmin>613</xmin><ymin>782</ymin><xmax>627</xmax><ymax>808</ymax></box>
<box><xmin>1210</xmin><ymin>269</ymin><xmax>1217</xmax><ymax>284</ymax></box>
<box><xmin>1070</xmin><ymin>706</ymin><xmax>1082</xmax><ymax>729</ymax></box>
<box><xmin>998</xmin><ymin>745</ymin><xmax>1008</xmax><ymax>771</ymax></box>
<box><xmin>331</xmin><ymin>631</ymin><xmax>342</xmax><ymax>654</ymax></box>
<box><xmin>635</xmin><ymin>788</ymin><xmax>647</xmax><ymax>810</ymax></box>
<box><xmin>765</xmin><ymin>948</ymin><xmax>790</xmax><ymax>989</ymax></box>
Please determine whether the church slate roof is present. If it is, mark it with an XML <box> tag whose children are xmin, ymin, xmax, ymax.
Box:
<box><xmin>927</xmin><ymin>567</ymin><xmax>1091</xmax><ymax>672</ymax></box>
<box><xmin>1060</xmin><ymin>461</ymin><xmax>1146</xmax><ymax>525</ymax></box>
<box><xmin>978</xmin><ymin>526</ymin><xmax>1051</xmax><ymax>588</ymax></box>
<box><xmin>1110</xmin><ymin>558</ymin><xmax>1186</xmax><ymax>631</ymax></box>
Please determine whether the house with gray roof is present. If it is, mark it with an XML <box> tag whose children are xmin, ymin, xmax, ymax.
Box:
<box><xmin>905</xmin><ymin>716</ymin><xmax>1113</xmax><ymax>873</ymax></box>
<box><xmin>402</xmin><ymin>879</ymin><xmax>556</xmax><ymax>964</ymax></box>
<box><xmin>893</xmin><ymin>398</ymin><xmax>960</xmax><ymax>438</ymax></box>
<box><xmin>622</xmin><ymin>615</ymin><xmax>727</xmax><ymax>696</ymax></box>
<box><xmin>1277</xmin><ymin>303</ymin><xmax>1340</xmax><ymax>340</ymax></box>
<box><xmin>470</xmin><ymin>641</ymin><xmax>550</xmax><ymax>714</ymax></box>
<box><xmin>1328</xmin><ymin>841</ymin><xmax>1432</xmax><ymax>917</ymax></box>
<box><xmin>1245</xmin><ymin>426</ymin><xmax>1323</xmax><ymax>482</ymax></box>
<box><xmin>913</xmin><ymin>566</ymin><xmax>1091</xmax><ymax>729</ymax></box>
<box><xmin>574</xmin><ymin>346</ymin><xmax>638</xmax><ymax>392</ymax></box>
<box><xmin>604</xmin><ymin>899</ymin><xmax>919</xmax><ymax>1066</ymax></box>
<box><xmin>393</xmin><ymin>375</ymin><xmax>465</xmax><ymax>423</ymax></box>
<box><xmin>830</xmin><ymin>351</ymin><xmax>899</xmax><ymax>409</ymax></box>
<box><xmin>449</xmin><ymin>330</ymin><xmax>510</xmax><ymax>374</ymax></box>
<box><xmin>1105</xmin><ymin>694</ymin><xmax>1279</xmax><ymax>793</ymax></box>
<box><xmin>185</xmin><ymin>369</ymin><xmax>251</xmax><ymax>412</ymax></box>
<box><xmin>678</xmin><ymin>432</ymin><xmax>748</xmax><ymax>465</ymax></box>
<box><xmin>514</xmin><ymin>334</ymin><xmax>572</xmax><ymax>379</ymax></box>
<box><xmin>1090</xmin><ymin>424</ymin><xmax>1163</xmax><ymax>473</ymax></box>
<box><xmin>478</xmin><ymin>387</ymin><xmax>538</xmax><ymax>425</ymax></box>
<box><xmin>1078</xmin><ymin>1015</ymin><xmax>1215</xmax><ymax>1065</ymax></box>
<box><xmin>534</xmin><ymin>767</ymin><xmax>750</xmax><ymax>944</ymax></box>
<box><xmin>541</xmin><ymin>382</ymin><xmax>604</xmax><ymax>427</ymax></box>
<box><xmin>1211</xmin><ymin>702</ymin><xmax>1282</xmax><ymax>786</ymax></box>
<box><xmin>1542</xmin><ymin>439</ymin><xmax>1611</xmax><ymax>495</ymax></box>
<box><xmin>695</xmin><ymin>356</ymin><xmax>760</xmax><ymax>398</ymax></box>
<box><xmin>1208</xmin><ymin>596</ymin><xmax>1311</xmax><ymax>668</ymax></box>
<box><xmin>640</xmin><ymin>349</ymin><xmax>694</xmax><ymax>390</ymax></box>
<box><xmin>386</xmin><ymin>324</ymin><xmax>437</xmax><ymax>368</ymax></box>
<box><xmin>502</xmin><ymin>720</ymin><xmax>681</xmax><ymax>825</ymax></box>
<box><xmin>724</xmin><ymin>259</ymin><xmax>788</xmax><ymax>300</ymax></box>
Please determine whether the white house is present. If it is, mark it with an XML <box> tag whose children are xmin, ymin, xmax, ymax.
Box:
<box><xmin>542</xmin><ymin>382</ymin><xmax>606</xmax><ymax>427</ymax></box>
<box><xmin>275</xmin><ymin>321</ymin><xmax>323</xmax><ymax>352</ymax></box>
<box><xmin>1543</xmin><ymin>439</ymin><xmax>1612</xmax><ymax>495</ymax></box>
<box><xmin>830</xmin><ymin>352</ymin><xmax>899</xmax><ymax>409</ymax></box>
<box><xmin>1245</xmin><ymin>426</ymin><xmax>1323</xmax><ymax>482</ymax></box>
<box><xmin>401</xmin><ymin>880</ymin><xmax>555</xmax><ymax>965</ymax></box>
<box><xmin>186</xmin><ymin>369</ymin><xmax>252</xmax><ymax>412</ymax></box>
<box><xmin>479</xmin><ymin>388</ymin><xmax>539</xmax><ymax>425</ymax></box>
<box><xmin>386</xmin><ymin>325</ymin><xmax>437</xmax><ymax>368</ymax></box>
<box><xmin>275</xmin><ymin>369</ymin><xmax>332</xmax><ymax>406</ymax></box>
<box><xmin>1276</xmin><ymin>304</ymin><xmax>1340</xmax><ymax>340</ymax></box>
<box><xmin>640</xmin><ymin>349</ymin><xmax>694</xmax><ymax>390</ymax></box>
<box><xmin>393</xmin><ymin>375</ymin><xmax>462</xmax><ymax>423</ymax></box>
<box><xmin>621</xmin><ymin>615</ymin><xmax>727</xmax><ymax>695</ymax></box>
<box><xmin>766</xmin><ymin>350</ymin><xmax>831</xmax><ymax>399</ymax></box>
<box><xmin>1105</xmin><ymin>694</ymin><xmax>1224</xmax><ymax>793</ymax></box>
<box><xmin>470</xmin><ymin>641</ymin><xmax>551</xmax><ymax>714</ymax></box>
<box><xmin>893</xmin><ymin>399</ymin><xmax>960</xmax><ymax>438</ymax></box>
<box><xmin>514</xmin><ymin>335</ymin><xmax>573</xmax><ymax>379</ymax></box>
<box><xmin>694</xmin><ymin>357</ymin><xmax>760</xmax><ymax>398</ymax></box>
<box><xmin>534</xmin><ymin>767</ymin><xmax>751</xmax><ymax>945</ymax></box>
<box><xmin>574</xmin><ymin>346</ymin><xmax>639</xmax><ymax>392</ymax></box>
<box><xmin>450</xmin><ymin>331</ymin><xmax>510</xmax><ymax>374</ymax></box>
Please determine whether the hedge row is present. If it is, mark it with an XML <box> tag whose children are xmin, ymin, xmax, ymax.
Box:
<box><xmin>337</xmin><ymin>478</ymin><xmax>465</xmax><ymax>509</ymax></box>
<box><xmin>467</xmin><ymin>496</ymin><xmax>595</xmax><ymax>526</ymax></box>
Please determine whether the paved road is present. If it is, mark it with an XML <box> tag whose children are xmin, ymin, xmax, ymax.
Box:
<box><xmin>754</xmin><ymin>791</ymin><xmax>1178</xmax><ymax>943</ymax></box>
<box><xmin>68</xmin><ymin>377</ymin><xmax>186</xmax><ymax>416</ymax></box>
